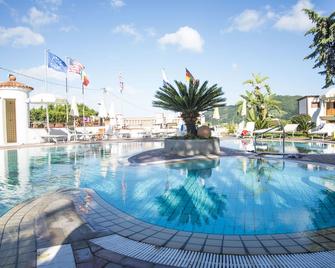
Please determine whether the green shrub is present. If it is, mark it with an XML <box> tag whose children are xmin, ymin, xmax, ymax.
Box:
<box><xmin>291</xmin><ymin>114</ymin><xmax>315</xmax><ymax>135</ymax></box>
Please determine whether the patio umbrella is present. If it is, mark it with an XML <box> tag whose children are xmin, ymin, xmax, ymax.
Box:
<box><xmin>213</xmin><ymin>107</ymin><xmax>220</xmax><ymax>120</ymax></box>
<box><xmin>108</xmin><ymin>101</ymin><xmax>117</xmax><ymax>127</ymax></box>
<box><xmin>98</xmin><ymin>100</ymin><xmax>108</xmax><ymax>118</ymax></box>
<box><xmin>28</xmin><ymin>93</ymin><xmax>67</xmax><ymax>130</ymax></box>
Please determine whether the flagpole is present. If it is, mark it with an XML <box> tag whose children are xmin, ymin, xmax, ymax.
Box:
<box><xmin>65</xmin><ymin>57</ymin><xmax>69</xmax><ymax>127</ymax></box>
<box><xmin>45</xmin><ymin>48</ymin><xmax>50</xmax><ymax>131</ymax></box>
<box><xmin>82</xmin><ymin>85</ymin><xmax>85</xmax><ymax>129</ymax></box>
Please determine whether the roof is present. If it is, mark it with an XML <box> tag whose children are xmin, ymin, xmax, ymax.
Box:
<box><xmin>0</xmin><ymin>74</ymin><xmax>33</xmax><ymax>91</ymax></box>
<box><xmin>297</xmin><ymin>95</ymin><xmax>320</xmax><ymax>101</ymax></box>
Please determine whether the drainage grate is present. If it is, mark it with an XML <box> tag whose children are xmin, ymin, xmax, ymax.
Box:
<box><xmin>90</xmin><ymin>234</ymin><xmax>335</xmax><ymax>267</ymax></box>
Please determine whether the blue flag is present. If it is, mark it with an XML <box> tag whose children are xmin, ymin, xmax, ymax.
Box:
<box><xmin>48</xmin><ymin>51</ymin><xmax>67</xmax><ymax>73</ymax></box>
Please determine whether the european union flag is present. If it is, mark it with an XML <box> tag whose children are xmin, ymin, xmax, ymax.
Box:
<box><xmin>48</xmin><ymin>51</ymin><xmax>67</xmax><ymax>73</ymax></box>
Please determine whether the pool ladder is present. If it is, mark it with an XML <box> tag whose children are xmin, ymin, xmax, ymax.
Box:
<box><xmin>253</xmin><ymin>124</ymin><xmax>286</xmax><ymax>156</ymax></box>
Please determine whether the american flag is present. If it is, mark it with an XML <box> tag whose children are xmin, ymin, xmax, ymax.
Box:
<box><xmin>68</xmin><ymin>58</ymin><xmax>84</xmax><ymax>74</ymax></box>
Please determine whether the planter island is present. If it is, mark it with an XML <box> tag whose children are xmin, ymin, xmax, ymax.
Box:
<box><xmin>164</xmin><ymin>137</ymin><xmax>220</xmax><ymax>157</ymax></box>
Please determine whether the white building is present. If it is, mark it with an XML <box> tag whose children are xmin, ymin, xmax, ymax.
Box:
<box><xmin>0</xmin><ymin>75</ymin><xmax>33</xmax><ymax>145</ymax></box>
<box><xmin>298</xmin><ymin>87</ymin><xmax>335</xmax><ymax>125</ymax></box>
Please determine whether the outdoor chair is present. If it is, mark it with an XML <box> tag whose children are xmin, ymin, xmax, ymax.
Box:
<box><xmin>269</xmin><ymin>124</ymin><xmax>299</xmax><ymax>138</ymax></box>
<box><xmin>309</xmin><ymin>123</ymin><xmax>335</xmax><ymax>140</ymax></box>
<box><xmin>42</xmin><ymin>128</ymin><xmax>74</xmax><ymax>143</ymax></box>
<box><xmin>253</xmin><ymin>127</ymin><xmax>280</xmax><ymax>139</ymax></box>
<box><xmin>236</xmin><ymin>121</ymin><xmax>255</xmax><ymax>138</ymax></box>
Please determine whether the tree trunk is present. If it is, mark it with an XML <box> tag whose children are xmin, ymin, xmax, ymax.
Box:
<box><xmin>181</xmin><ymin>112</ymin><xmax>199</xmax><ymax>136</ymax></box>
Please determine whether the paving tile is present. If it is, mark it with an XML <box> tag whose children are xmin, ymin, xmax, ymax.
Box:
<box><xmin>203</xmin><ymin>245</ymin><xmax>221</xmax><ymax>253</ymax></box>
<box><xmin>293</xmin><ymin>238</ymin><xmax>314</xmax><ymax>246</ymax></box>
<box><xmin>74</xmin><ymin>248</ymin><xmax>93</xmax><ymax>263</ymax></box>
<box><xmin>72</xmin><ymin>240</ymin><xmax>89</xmax><ymax>250</ymax></box>
<box><xmin>222</xmin><ymin>240</ymin><xmax>243</xmax><ymax>247</ymax></box>
<box><xmin>95</xmin><ymin>249</ymin><xmax>125</xmax><ymax>263</ymax></box>
<box><xmin>152</xmin><ymin>232</ymin><xmax>174</xmax><ymax>240</ymax></box>
<box><xmin>266</xmin><ymin>246</ymin><xmax>288</xmax><ymax>254</ymax></box>
<box><xmin>277</xmin><ymin>239</ymin><xmax>299</xmax><ymax>246</ymax></box>
<box><xmin>191</xmin><ymin>233</ymin><xmax>207</xmax><ymax>239</ymax></box>
<box><xmin>128</xmin><ymin>233</ymin><xmax>148</xmax><ymax>241</ymax></box>
<box><xmin>117</xmin><ymin>229</ymin><xmax>136</xmax><ymax>237</ymax></box>
<box><xmin>205</xmin><ymin>239</ymin><xmax>222</xmax><ymax>247</ymax></box>
<box><xmin>169</xmin><ymin>235</ymin><xmax>190</xmax><ymax>243</ymax></box>
<box><xmin>260</xmin><ymin>240</ymin><xmax>280</xmax><ymax>247</ymax></box>
<box><xmin>105</xmin><ymin>262</ymin><xmax>123</xmax><ymax>268</ymax></box>
<box><xmin>320</xmin><ymin>241</ymin><xmax>335</xmax><ymax>250</ymax></box>
<box><xmin>224</xmin><ymin>235</ymin><xmax>240</xmax><ymax>241</ymax></box>
<box><xmin>165</xmin><ymin>241</ymin><xmax>185</xmax><ymax>249</ymax></box>
<box><xmin>256</xmin><ymin>235</ymin><xmax>272</xmax><ymax>240</ymax></box>
<box><xmin>121</xmin><ymin>257</ymin><xmax>154</xmax><ymax>268</ymax></box>
<box><xmin>309</xmin><ymin>235</ymin><xmax>330</xmax><ymax>243</ymax></box>
<box><xmin>240</xmin><ymin>235</ymin><xmax>257</xmax><ymax>241</ymax></box>
<box><xmin>246</xmin><ymin>247</ymin><xmax>268</xmax><ymax>255</ymax></box>
<box><xmin>188</xmin><ymin>237</ymin><xmax>206</xmax><ymax>245</ymax></box>
<box><xmin>286</xmin><ymin>245</ymin><xmax>307</xmax><ymax>253</ymax></box>
<box><xmin>184</xmin><ymin>243</ymin><xmax>203</xmax><ymax>251</ymax></box>
<box><xmin>243</xmin><ymin>240</ymin><xmax>262</xmax><ymax>248</ymax></box>
<box><xmin>175</xmin><ymin>231</ymin><xmax>191</xmax><ymax>237</ymax></box>
<box><xmin>271</xmin><ymin>234</ymin><xmax>289</xmax><ymax>239</ymax></box>
<box><xmin>141</xmin><ymin>229</ymin><xmax>158</xmax><ymax>236</ymax></box>
<box><xmin>221</xmin><ymin>247</ymin><xmax>246</xmax><ymax>255</ymax></box>
<box><xmin>142</xmin><ymin>237</ymin><xmax>166</xmax><ymax>246</ymax></box>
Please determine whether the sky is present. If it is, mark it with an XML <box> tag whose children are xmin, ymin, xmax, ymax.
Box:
<box><xmin>0</xmin><ymin>0</ymin><xmax>334</xmax><ymax>116</ymax></box>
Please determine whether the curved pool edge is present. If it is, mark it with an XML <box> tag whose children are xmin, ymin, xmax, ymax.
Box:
<box><xmin>1</xmin><ymin>188</ymin><xmax>335</xmax><ymax>267</ymax></box>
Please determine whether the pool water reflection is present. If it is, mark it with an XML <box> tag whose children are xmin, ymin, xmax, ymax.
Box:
<box><xmin>1</xmin><ymin>142</ymin><xmax>335</xmax><ymax>235</ymax></box>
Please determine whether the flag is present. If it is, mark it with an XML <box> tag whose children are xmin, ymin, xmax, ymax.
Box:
<box><xmin>185</xmin><ymin>68</ymin><xmax>194</xmax><ymax>82</ymax></box>
<box><xmin>161</xmin><ymin>69</ymin><xmax>169</xmax><ymax>85</ymax></box>
<box><xmin>48</xmin><ymin>51</ymin><xmax>67</xmax><ymax>73</ymax></box>
<box><xmin>119</xmin><ymin>73</ymin><xmax>124</xmax><ymax>94</ymax></box>
<box><xmin>68</xmin><ymin>58</ymin><xmax>84</xmax><ymax>74</ymax></box>
<box><xmin>81</xmin><ymin>70</ymin><xmax>89</xmax><ymax>86</ymax></box>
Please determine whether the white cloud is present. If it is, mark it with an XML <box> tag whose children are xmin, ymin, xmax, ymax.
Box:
<box><xmin>0</xmin><ymin>26</ymin><xmax>44</xmax><ymax>47</ymax></box>
<box><xmin>18</xmin><ymin>65</ymin><xmax>77</xmax><ymax>82</ymax></box>
<box><xmin>111</xmin><ymin>0</ymin><xmax>125</xmax><ymax>8</ymax></box>
<box><xmin>274</xmin><ymin>0</ymin><xmax>314</xmax><ymax>32</ymax></box>
<box><xmin>158</xmin><ymin>26</ymin><xmax>204</xmax><ymax>53</ymax></box>
<box><xmin>232</xmin><ymin>63</ymin><xmax>239</xmax><ymax>71</ymax></box>
<box><xmin>226</xmin><ymin>9</ymin><xmax>266</xmax><ymax>32</ymax></box>
<box><xmin>145</xmin><ymin>27</ymin><xmax>156</xmax><ymax>37</ymax></box>
<box><xmin>60</xmin><ymin>25</ymin><xmax>78</xmax><ymax>32</ymax></box>
<box><xmin>113</xmin><ymin>24</ymin><xmax>142</xmax><ymax>41</ymax></box>
<box><xmin>22</xmin><ymin>6</ymin><xmax>58</xmax><ymax>27</ymax></box>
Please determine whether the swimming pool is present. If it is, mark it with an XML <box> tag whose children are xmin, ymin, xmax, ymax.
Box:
<box><xmin>1</xmin><ymin>142</ymin><xmax>335</xmax><ymax>235</ymax></box>
<box><xmin>220</xmin><ymin>138</ymin><xmax>335</xmax><ymax>154</ymax></box>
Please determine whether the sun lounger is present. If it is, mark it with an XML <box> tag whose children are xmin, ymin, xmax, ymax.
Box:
<box><xmin>269</xmin><ymin>124</ymin><xmax>299</xmax><ymax>138</ymax></box>
<box><xmin>42</xmin><ymin>128</ymin><xmax>74</xmax><ymax>143</ymax></box>
<box><xmin>309</xmin><ymin>123</ymin><xmax>335</xmax><ymax>139</ymax></box>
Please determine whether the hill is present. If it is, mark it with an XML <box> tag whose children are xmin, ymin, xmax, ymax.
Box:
<box><xmin>205</xmin><ymin>95</ymin><xmax>302</xmax><ymax>124</ymax></box>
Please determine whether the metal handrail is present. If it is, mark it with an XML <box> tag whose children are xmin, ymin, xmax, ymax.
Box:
<box><xmin>253</xmin><ymin>123</ymin><xmax>286</xmax><ymax>156</ymax></box>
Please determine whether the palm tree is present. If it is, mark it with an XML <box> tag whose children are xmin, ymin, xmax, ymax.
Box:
<box><xmin>153</xmin><ymin>80</ymin><xmax>226</xmax><ymax>136</ymax></box>
<box><xmin>304</xmin><ymin>9</ymin><xmax>335</xmax><ymax>88</ymax></box>
<box><xmin>237</xmin><ymin>74</ymin><xmax>282</xmax><ymax>129</ymax></box>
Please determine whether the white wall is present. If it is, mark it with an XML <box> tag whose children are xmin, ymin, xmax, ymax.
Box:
<box><xmin>0</xmin><ymin>88</ymin><xmax>30</xmax><ymax>146</ymax></box>
<box><xmin>298</xmin><ymin>98</ymin><xmax>307</xmax><ymax>114</ymax></box>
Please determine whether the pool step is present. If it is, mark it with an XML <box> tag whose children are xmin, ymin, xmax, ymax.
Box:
<box><xmin>90</xmin><ymin>234</ymin><xmax>335</xmax><ymax>268</ymax></box>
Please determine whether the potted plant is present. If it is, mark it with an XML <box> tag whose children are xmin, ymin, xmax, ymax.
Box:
<box><xmin>153</xmin><ymin>80</ymin><xmax>226</xmax><ymax>156</ymax></box>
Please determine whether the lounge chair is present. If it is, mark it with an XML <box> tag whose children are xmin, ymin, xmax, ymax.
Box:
<box><xmin>309</xmin><ymin>123</ymin><xmax>335</xmax><ymax>140</ymax></box>
<box><xmin>235</xmin><ymin>122</ymin><xmax>245</xmax><ymax>137</ymax></box>
<box><xmin>253</xmin><ymin>127</ymin><xmax>280</xmax><ymax>138</ymax></box>
<box><xmin>42</xmin><ymin>128</ymin><xmax>75</xmax><ymax>143</ymax></box>
<box><xmin>269</xmin><ymin>124</ymin><xmax>299</xmax><ymax>138</ymax></box>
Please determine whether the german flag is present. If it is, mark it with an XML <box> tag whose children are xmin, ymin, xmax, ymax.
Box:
<box><xmin>185</xmin><ymin>68</ymin><xmax>194</xmax><ymax>82</ymax></box>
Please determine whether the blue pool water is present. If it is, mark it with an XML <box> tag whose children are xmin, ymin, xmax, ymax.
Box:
<box><xmin>1</xmin><ymin>142</ymin><xmax>335</xmax><ymax>235</ymax></box>
<box><xmin>220</xmin><ymin>138</ymin><xmax>335</xmax><ymax>154</ymax></box>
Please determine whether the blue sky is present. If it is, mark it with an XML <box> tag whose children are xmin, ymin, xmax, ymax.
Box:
<box><xmin>0</xmin><ymin>0</ymin><xmax>334</xmax><ymax>116</ymax></box>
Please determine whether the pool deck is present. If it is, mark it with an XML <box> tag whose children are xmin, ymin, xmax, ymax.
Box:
<box><xmin>0</xmin><ymin>144</ymin><xmax>335</xmax><ymax>267</ymax></box>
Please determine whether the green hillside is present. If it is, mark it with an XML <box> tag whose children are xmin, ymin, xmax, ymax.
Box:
<box><xmin>205</xmin><ymin>95</ymin><xmax>302</xmax><ymax>124</ymax></box>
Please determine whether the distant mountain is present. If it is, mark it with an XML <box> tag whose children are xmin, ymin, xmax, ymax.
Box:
<box><xmin>205</xmin><ymin>95</ymin><xmax>302</xmax><ymax>124</ymax></box>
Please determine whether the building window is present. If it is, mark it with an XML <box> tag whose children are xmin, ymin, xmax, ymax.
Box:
<box><xmin>311</xmin><ymin>102</ymin><xmax>320</xmax><ymax>108</ymax></box>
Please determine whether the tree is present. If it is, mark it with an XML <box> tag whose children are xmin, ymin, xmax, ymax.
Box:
<box><xmin>304</xmin><ymin>9</ymin><xmax>335</xmax><ymax>88</ymax></box>
<box><xmin>291</xmin><ymin>114</ymin><xmax>315</xmax><ymax>135</ymax></box>
<box><xmin>237</xmin><ymin>74</ymin><xmax>282</xmax><ymax>129</ymax></box>
<box><xmin>153</xmin><ymin>80</ymin><xmax>226</xmax><ymax>136</ymax></box>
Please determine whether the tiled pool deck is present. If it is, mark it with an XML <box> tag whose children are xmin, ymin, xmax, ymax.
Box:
<box><xmin>0</xmin><ymin>145</ymin><xmax>335</xmax><ymax>267</ymax></box>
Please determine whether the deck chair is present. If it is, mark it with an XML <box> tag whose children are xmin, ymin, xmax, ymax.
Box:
<box><xmin>42</xmin><ymin>128</ymin><xmax>73</xmax><ymax>143</ymax></box>
<box><xmin>269</xmin><ymin>124</ymin><xmax>299</xmax><ymax>138</ymax></box>
<box><xmin>309</xmin><ymin>123</ymin><xmax>335</xmax><ymax>140</ymax></box>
